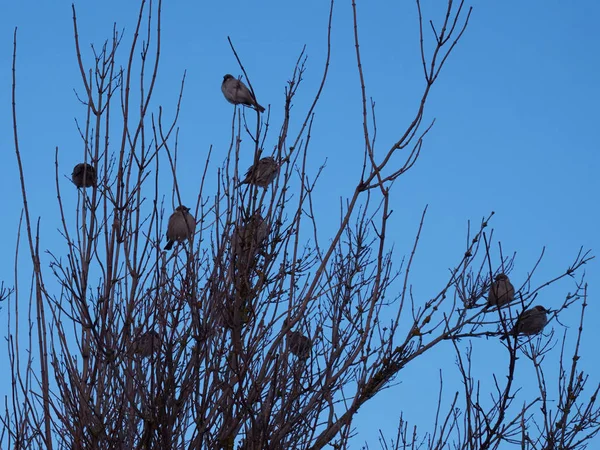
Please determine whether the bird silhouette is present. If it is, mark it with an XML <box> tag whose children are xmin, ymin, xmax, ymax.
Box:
<box><xmin>133</xmin><ymin>330</ymin><xmax>160</xmax><ymax>358</ymax></box>
<box><xmin>501</xmin><ymin>305</ymin><xmax>548</xmax><ymax>339</ymax></box>
<box><xmin>72</xmin><ymin>163</ymin><xmax>97</xmax><ymax>188</ymax></box>
<box><xmin>164</xmin><ymin>205</ymin><xmax>195</xmax><ymax>250</ymax></box>
<box><xmin>240</xmin><ymin>156</ymin><xmax>279</xmax><ymax>188</ymax></box>
<box><xmin>287</xmin><ymin>329</ymin><xmax>311</xmax><ymax>360</ymax></box>
<box><xmin>221</xmin><ymin>74</ymin><xmax>265</xmax><ymax>113</ymax></box>
<box><xmin>487</xmin><ymin>273</ymin><xmax>515</xmax><ymax>307</ymax></box>
<box><xmin>232</xmin><ymin>212</ymin><xmax>269</xmax><ymax>261</ymax></box>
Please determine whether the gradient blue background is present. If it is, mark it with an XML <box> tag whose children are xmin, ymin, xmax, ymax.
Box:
<box><xmin>1</xmin><ymin>1</ymin><xmax>598</xmax><ymax>447</ymax></box>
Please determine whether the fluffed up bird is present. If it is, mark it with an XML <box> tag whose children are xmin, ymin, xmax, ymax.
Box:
<box><xmin>164</xmin><ymin>205</ymin><xmax>195</xmax><ymax>250</ymax></box>
<box><xmin>72</xmin><ymin>163</ymin><xmax>97</xmax><ymax>188</ymax></box>
<box><xmin>232</xmin><ymin>212</ymin><xmax>269</xmax><ymax>261</ymax></box>
<box><xmin>501</xmin><ymin>305</ymin><xmax>549</xmax><ymax>339</ymax></box>
<box><xmin>133</xmin><ymin>330</ymin><xmax>160</xmax><ymax>358</ymax></box>
<box><xmin>287</xmin><ymin>329</ymin><xmax>311</xmax><ymax>360</ymax></box>
<box><xmin>222</xmin><ymin>74</ymin><xmax>265</xmax><ymax>113</ymax></box>
<box><xmin>487</xmin><ymin>273</ymin><xmax>515</xmax><ymax>307</ymax></box>
<box><xmin>240</xmin><ymin>156</ymin><xmax>279</xmax><ymax>188</ymax></box>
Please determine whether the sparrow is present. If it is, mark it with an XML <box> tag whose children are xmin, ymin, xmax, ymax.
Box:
<box><xmin>240</xmin><ymin>156</ymin><xmax>279</xmax><ymax>188</ymax></box>
<box><xmin>232</xmin><ymin>212</ymin><xmax>269</xmax><ymax>260</ymax></box>
<box><xmin>221</xmin><ymin>74</ymin><xmax>265</xmax><ymax>113</ymax></box>
<box><xmin>487</xmin><ymin>273</ymin><xmax>515</xmax><ymax>307</ymax></box>
<box><xmin>501</xmin><ymin>305</ymin><xmax>549</xmax><ymax>339</ymax></box>
<box><xmin>164</xmin><ymin>205</ymin><xmax>195</xmax><ymax>250</ymax></box>
<box><xmin>287</xmin><ymin>329</ymin><xmax>311</xmax><ymax>360</ymax></box>
<box><xmin>72</xmin><ymin>163</ymin><xmax>97</xmax><ymax>188</ymax></box>
<box><xmin>133</xmin><ymin>330</ymin><xmax>160</xmax><ymax>358</ymax></box>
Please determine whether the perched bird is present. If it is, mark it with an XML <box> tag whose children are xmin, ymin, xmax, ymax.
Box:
<box><xmin>164</xmin><ymin>205</ymin><xmax>195</xmax><ymax>250</ymax></box>
<box><xmin>72</xmin><ymin>163</ymin><xmax>97</xmax><ymax>188</ymax></box>
<box><xmin>240</xmin><ymin>156</ymin><xmax>280</xmax><ymax>188</ymax></box>
<box><xmin>501</xmin><ymin>305</ymin><xmax>549</xmax><ymax>339</ymax></box>
<box><xmin>487</xmin><ymin>273</ymin><xmax>515</xmax><ymax>307</ymax></box>
<box><xmin>221</xmin><ymin>74</ymin><xmax>265</xmax><ymax>113</ymax></box>
<box><xmin>287</xmin><ymin>329</ymin><xmax>312</xmax><ymax>361</ymax></box>
<box><xmin>232</xmin><ymin>212</ymin><xmax>269</xmax><ymax>261</ymax></box>
<box><xmin>133</xmin><ymin>330</ymin><xmax>160</xmax><ymax>358</ymax></box>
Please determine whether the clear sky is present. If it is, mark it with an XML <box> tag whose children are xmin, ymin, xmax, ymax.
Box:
<box><xmin>1</xmin><ymin>1</ymin><xmax>599</xmax><ymax>447</ymax></box>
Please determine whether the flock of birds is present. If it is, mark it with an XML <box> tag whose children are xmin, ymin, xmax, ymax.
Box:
<box><xmin>70</xmin><ymin>75</ymin><xmax>546</xmax><ymax>360</ymax></box>
<box><xmin>71</xmin><ymin>74</ymin><xmax>312</xmax><ymax>360</ymax></box>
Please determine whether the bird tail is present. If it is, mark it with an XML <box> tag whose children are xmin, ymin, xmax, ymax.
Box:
<box><xmin>500</xmin><ymin>329</ymin><xmax>516</xmax><ymax>340</ymax></box>
<box><xmin>235</xmin><ymin>178</ymin><xmax>250</xmax><ymax>189</ymax></box>
<box><xmin>164</xmin><ymin>240</ymin><xmax>174</xmax><ymax>251</ymax></box>
<box><xmin>256</xmin><ymin>103</ymin><xmax>265</xmax><ymax>113</ymax></box>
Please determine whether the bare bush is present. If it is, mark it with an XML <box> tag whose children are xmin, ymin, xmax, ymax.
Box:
<box><xmin>3</xmin><ymin>1</ymin><xmax>598</xmax><ymax>449</ymax></box>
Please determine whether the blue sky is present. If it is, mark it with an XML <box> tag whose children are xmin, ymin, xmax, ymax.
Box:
<box><xmin>1</xmin><ymin>0</ymin><xmax>599</xmax><ymax>447</ymax></box>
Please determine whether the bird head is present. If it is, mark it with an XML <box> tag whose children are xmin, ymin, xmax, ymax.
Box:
<box><xmin>223</xmin><ymin>74</ymin><xmax>234</xmax><ymax>82</ymax></box>
<box><xmin>495</xmin><ymin>273</ymin><xmax>508</xmax><ymax>281</ymax></box>
<box><xmin>282</xmin><ymin>318</ymin><xmax>293</xmax><ymax>335</ymax></box>
<box><xmin>175</xmin><ymin>205</ymin><xmax>190</xmax><ymax>213</ymax></box>
<box><xmin>534</xmin><ymin>305</ymin><xmax>548</xmax><ymax>313</ymax></box>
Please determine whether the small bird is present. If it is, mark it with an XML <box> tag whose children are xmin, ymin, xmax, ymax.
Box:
<box><xmin>240</xmin><ymin>156</ymin><xmax>279</xmax><ymax>188</ymax></box>
<box><xmin>221</xmin><ymin>74</ymin><xmax>265</xmax><ymax>113</ymax></box>
<box><xmin>232</xmin><ymin>212</ymin><xmax>269</xmax><ymax>260</ymax></box>
<box><xmin>164</xmin><ymin>205</ymin><xmax>195</xmax><ymax>250</ymax></box>
<box><xmin>287</xmin><ymin>329</ymin><xmax>312</xmax><ymax>360</ymax></box>
<box><xmin>487</xmin><ymin>273</ymin><xmax>515</xmax><ymax>307</ymax></box>
<box><xmin>72</xmin><ymin>163</ymin><xmax>97</xmax><ymax>188</ymax></box>
<box><xmin>501</xmin><ymin>305</ymin><xmax>549</xmax><ymax>339</ymax></box>
<box><xmin>133</xmin><ymin>330</ymin><xmax>160</xmax><ymax>358</ymax></box>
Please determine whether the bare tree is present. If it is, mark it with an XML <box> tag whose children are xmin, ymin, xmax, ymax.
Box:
<box><xmin>3</xmin><ymin>1</ymin><xmax>598</xmax><ymax>449</ymax></box>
